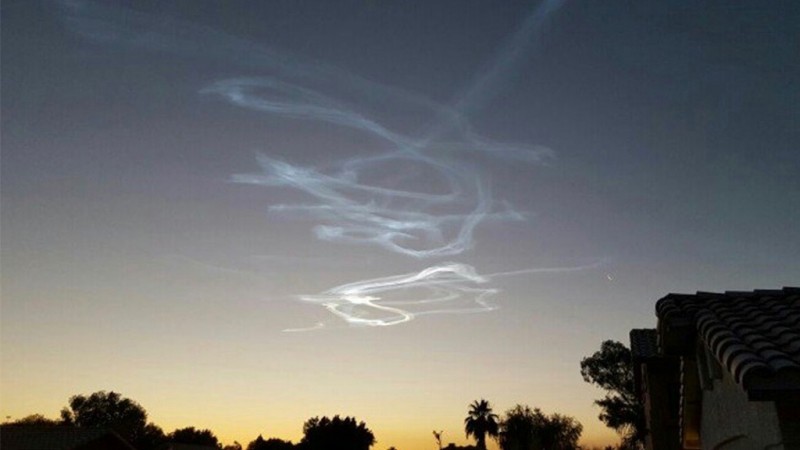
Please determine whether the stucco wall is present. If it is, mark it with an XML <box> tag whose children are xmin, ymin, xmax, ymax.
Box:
<box><xmin>700</xmin><ymin>369</ymin><xmax>784</xmax><ymax>450</ymax></box>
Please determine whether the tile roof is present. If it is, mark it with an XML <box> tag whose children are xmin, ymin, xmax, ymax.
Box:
<box><xmin>630</xmin><ymin>328</ymin><xmax>659</xmax><ymax>360</ymax></box>
<box><xmin>655</xmin><ymin>287</ymin><xmax>800</xmax><ymax>398</ymax></box>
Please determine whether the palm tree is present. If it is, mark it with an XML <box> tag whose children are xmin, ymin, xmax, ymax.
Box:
<box><xmin>464</xmin><ymin>399</ymin><xmax>499</xmax><ymax>450</ymax></box>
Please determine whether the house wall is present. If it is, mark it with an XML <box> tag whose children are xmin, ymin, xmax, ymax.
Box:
<box><xmin>641</xmin><ymin>360</ymin><xmax>680</xmax><ymax>450</ymax></box>
<box><xmin>776</xmin><ymin>400</ymin><xmax>800</xmax><ymax>449</ymax></box>
<box><xmin>682</xmin><ymin>358</ymin><xmax>702</xmax><ymax>449</ymax></box>
<box><xmin>700</xmin><ymin>369</ymin><xmax>783</xmax><ymax>450</ymax></box>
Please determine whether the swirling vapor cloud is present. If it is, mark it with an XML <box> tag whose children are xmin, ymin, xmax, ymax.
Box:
<box><xmin>57</xmin><ymin>0</ymin><xmax>579</xmax><ymax>330</ymax></box>
<box><xmin>285</xmin><ymin>263</ymin><xmax>497</xmax><ymax>330</ymax></box>
<box><xmin>284</xmin><ymin>260</ymin><xmax>604</xmax><ymax>332</ymax></box>
<box><xmin>201</xmin><ymin>0</ymin><xmax>566</xmax><ymax>259</ymax></box>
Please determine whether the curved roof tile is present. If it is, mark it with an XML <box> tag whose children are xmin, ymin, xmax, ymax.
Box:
<box><xmin>656</xmin><ymin>286</ymin><xmax>800</xmax><ymax>394</ymax></box>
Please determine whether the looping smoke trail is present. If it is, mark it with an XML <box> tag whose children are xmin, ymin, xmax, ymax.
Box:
<box><xmin>198</xmin><ymin>1</ymin><xmax>567</xmax><ymax>260</ymax></box>
<box><xmin>230</xmin><ymin>152</ymin><xmax>493</xmax><ymax>258</ymax></box>
<box><xmin>284</xmin><ymin>260</ymin><xmax>603</xmax><ymax>331</ymax></box>
<box><xmin>56</xmin><ymin>0</ymin><xmax>560</xmax><ymax>261</ymax></box>
<box><xmin>212</xmin><ymin>76</ymin><xmax>532</xmax><ymax>258</ymax></box>
<box><xmin>288</xmin><ymin>263</ymin><xmax>499</xmax><ymax>330</ymax></box>
<box><xmin>427</xmin><ymin>0</ymin><xmax>568</xmax><ymax>137</ymax></box>
<box><xmin>56</xmin><ymin>0</ymin><xmax>575</xmax><ymax>328</ymax></box>
<box><xmin>201</xmin><ymin>78</ymin><xmax>410</xmax><ymax>146</ymax></box>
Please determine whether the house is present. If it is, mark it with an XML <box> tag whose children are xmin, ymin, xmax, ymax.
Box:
<box><xmin>0</xmin><ymin>426</ymin><xmax>136</xmax><ymax>450</ymax></box>
<box><xmin>630</xmin><ymin>287</ymin><xmax>800</xmax><ymax>450</ymax></box>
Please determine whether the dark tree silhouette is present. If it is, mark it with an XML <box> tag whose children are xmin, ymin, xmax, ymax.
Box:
<box><xmin>464</xmin><ymin>399</ymin><xmax>499</xmax><ymax>450</ymax></box>
<box><xmin>248</xmin><ymin>435</ymin><xmax>294</xmax><ymax>450</ymax></box>
<box><xmin>498</xmin><ymin>405</ymin><xmax>582</xmax><ymax>450</ymax></box>
<box><xmin>61</xmin><ymin>391</ymin><xmax>149</xmax><ymax>446</ymax></box>
<box><xmin>433</xmin><ymin>430</ymin><xmax>443</xmax><ymax>450</ymax></box>
<box><xmin>169</xmin><ymin>426</ymin><xmax>221</xmax><ymax>448</ymax></box>
<box><xmin>3</xmin><ymin>414</ymin><xmax>64</xmax><ymax>427</ymax></box>
<box><xmin>442</xmin><ymin>444</ymin><xmax>478</xmax><ymax>450</ymax></box>
<box><xmin>134</xmin><ymin>423</ymin><xmax>166</xmax><ymax>450</ymax></box>
<box><xmin>300</xmin><ymin>415</ymin><xmax>374</xmax><ymax>450</ymax></box>
<box><xmin>580</xmin><ymin>341</ymin><xmax>645</xmax><ymax>449</ymax></box>
<box><xmin>248</xmin><ymin>435</ymin><xmax>268</xmax><ymax>450</ymax></box>
<box><xmin>498</xmin><ymin>405</ymin><xmax>537</xmax><ymax>450</ymax></box>
<box><xmin>536</xmin><ymin>413</ymin><xmax>582</xmax><ymax>450</ymax></box>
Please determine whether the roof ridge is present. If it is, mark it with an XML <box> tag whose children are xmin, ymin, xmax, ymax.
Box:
<box><xmin>659</xmin><ymin>287</ymin><xmax>800</xmax><ymax>298</ymax></box>
<box><xmin>654</xmin><ymin>286</ymin><xmax>800</xmax><ymax>399</ymax></box>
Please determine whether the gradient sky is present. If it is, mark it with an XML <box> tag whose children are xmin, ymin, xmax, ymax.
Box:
<box><xmin>2</xmin><ymin>1</ymin><xmax>799</xmax><ymax>448</ymax></box>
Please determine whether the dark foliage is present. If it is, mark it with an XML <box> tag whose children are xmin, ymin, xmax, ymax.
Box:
<box><xmin>61</xmin><ymin>391</ymin><xmax>149</xmax><ymax>446</ymax></box>
<box><xmin>3</xmin><ymin>414</ymin><xmax>64</xmax><ymax>427</ymax></box>
<box><xmin>169</xmin><ymin>426</ymin><xmax>221</xmax><ymax>448</ymax></box>
<box><xmin>133</xmin><ymin>423</ymin><xmax>166</xmax><ymax>450</ymax></box>
<box><xmin>498</xmin><ymin>405</ymin><xmax>537</xmax><ymax>450</ymax></box>
<box><xmin>300</xmin><ymin>415</ymin><xmax>375</xmax><ymax>450</ymax></box>
<box><xmin>580</xmin><ymin>341</ymin><xmax>645</xmax><ymax>449</ymax></box>
<box><xmin>498</xmin><ymin>405</ymin><xmax>582</xmax><ymax>450</ymax></box>
<box><xmin>442</xmin><ymin>444</ymin><xmax>479</xmax><ymax>450</ymax></box>
<box><xmin>464</xmin><ymin>399</ymin><xmax>499</xmax><ymax>450</ymax></box>
<box><xmin>248</xmin><ymin>434</ymin><xmax>295</xmax><ymax>450</ymax></box>
<box><xmin>538</xmin><ymin>413</ymin><xmax>582</xmax><ymax>450</ymax></box>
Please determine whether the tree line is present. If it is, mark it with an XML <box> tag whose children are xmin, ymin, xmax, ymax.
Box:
<box><xmin>2</xmin><ymin>340</ymin><xmax>644</xmax><ymax>450</ymax></box>
<box><xmin>462</xmin><ymin>399</ymin><xmax>582</xmax><ymax>450</ymax></box>
<box><xmin>1</xmin><ymin>391</ymin><xmax>373</xmax><ymax>450</ymax></box>
<box><xmin>449</xmin><ymin>339</ymin><xmax>646</xmax><ymax>450</ymax></box>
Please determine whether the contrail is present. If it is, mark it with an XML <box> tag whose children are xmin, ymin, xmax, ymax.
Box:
<box><xmin>284</xmin><ymin>260</ymin><xmax>602</xmax><ymax>331</ymax></box>
<box><xmin>56</xmin><ymin>0</ymin><xmax>560</xmax><ymax>261</ymax></box>
<box><xmin>56</xmin><ymin>0</ymin><xmax>575</xmax><ymax>329</ymax></box>
<box><xmin>212</xmin><ymin>79</ymin><xmax>532</xmax><ymax>258</ymax></box>
<box><xmin>290</xmin><ymin>263</ymin><xmax>498</xmax><ymax>329</ymax></box>
<box><xmin>485</xmin><ymin>260</ymin><xmax>606</xmax><ymax>278</ymax></box>
<box><xmin>230</xmin><ymin>153</ymin><xmax>502</xmax><ymax>258</ymax></box>
<box><xmin>212</xmin><ymin>0</ymin><xmax>567</xmax><ymax>258</ymax></box>
<box><xmin>423</xmin><ymin>0</ymin><xmax>568</xmax><ymax>141</ymax></box>
<box><xmin>210</xmin><ymin>72</ymin><xmax>544</xmax><ymax>258</ymax></box>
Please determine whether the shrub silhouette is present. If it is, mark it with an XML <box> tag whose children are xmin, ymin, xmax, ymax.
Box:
<box><xmin>300</xmin><ymin>415</ymin><xmax>375</xmax><ymax>450</ymax></box>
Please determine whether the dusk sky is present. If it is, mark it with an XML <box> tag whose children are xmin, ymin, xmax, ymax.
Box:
<box><xmin>2</xmin><ymin>1</ymin><xmax>799</xmax><ymax>448</ymax></box>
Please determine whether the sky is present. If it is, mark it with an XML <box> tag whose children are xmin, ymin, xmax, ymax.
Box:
<box><xmin>2</xmin><ymin>0</ymin><xmax>799</xmax><ymax>448</ymax></box>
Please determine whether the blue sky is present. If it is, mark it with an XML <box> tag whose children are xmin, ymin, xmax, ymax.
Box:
<box><xmin>2</xmin><ymin>1</ymin><xmax>798</xmax><ymax>447</ymax></box>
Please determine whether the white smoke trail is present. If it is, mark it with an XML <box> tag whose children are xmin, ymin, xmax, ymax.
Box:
<box><xmin>205</xmin><ymin>1</ymin><xmax>567</xmax><ymax>258</ymax></box>
<box><xmin>56</xmin><ymin>0</ymin><xmax>575</xmax><ymax>328</ymax></box>
<box><xmin>288</xmin><ymin>263</ymin><xmax>498</xmax><ymax>330</ymax></box>
<box><xmin>284</xmin><ymin>260</ymin><xmax>603</xmax><ymax>331</ymax></box>
<box><xmin>229</xmin><ymin>153</ymin><xmax>504</xmax><ymax>258</ymax></box>
<box><xmin>425</xmin><ymin>0</ymin><xmax>568</xmax><ymax>139</ymax></box>
<box><xmin>207</xmin><ymin>75</ymin><xmax>542</xmax><ymax>258</ymax></box>
<box><xmin>56</xmin><ymin>0</ymin><xmax>560</xmax><ymax>260</ymax></box>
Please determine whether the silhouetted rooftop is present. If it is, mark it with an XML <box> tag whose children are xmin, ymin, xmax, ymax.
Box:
<box><xmin>630</xmin><ymin>328</ymin><xmax>659</xmax><ymax>360</ymax></box>
<box><xmin>655</xmin><ymin>286</ymin><xmax>800</xmax><ymax>399</ymax></box>
<box><xmin>0</xmin><ymin>426</ymin><xmax>135</xmax><ymax>450</ymax></box>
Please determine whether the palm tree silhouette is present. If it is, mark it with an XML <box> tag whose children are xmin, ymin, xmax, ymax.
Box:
<box><xmin>464</xmin><ymin>399</ymin><xmax>499</xmax><ymax>450</ymax></box>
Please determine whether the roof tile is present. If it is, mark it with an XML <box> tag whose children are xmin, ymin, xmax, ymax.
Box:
<box><xmin>656</xmin><ymin>286</ymin><xmax>800</xmax><ymax>395</ymax></box>
<box><xmin>630</xmin><ymin>329</ymin><xmax>659</xmax><ymax>359</ymax></box>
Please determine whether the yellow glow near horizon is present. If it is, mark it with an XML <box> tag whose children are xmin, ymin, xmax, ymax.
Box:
<box><xmin>2</xmin><ymin>278</ymin><xmax>627</xmax><ymax>450</ymax></box>
<box><xmin>1</xmin><ymin>381</ymin><xmax>621</xmax><ymax>449</ymax></box>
